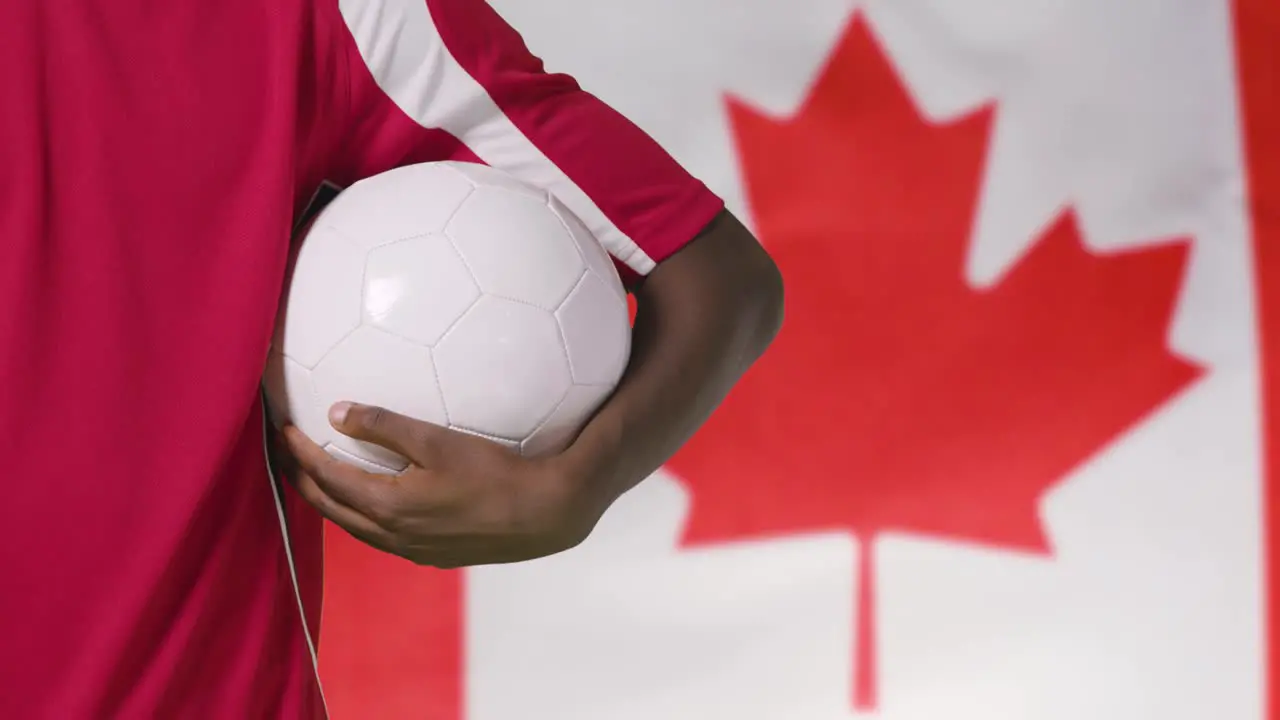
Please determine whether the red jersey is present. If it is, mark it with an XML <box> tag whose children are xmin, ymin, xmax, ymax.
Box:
<box><xmin>0</xmin><ymin>1</ymin><xmax>723</xmax><ymax>717</ymax></box>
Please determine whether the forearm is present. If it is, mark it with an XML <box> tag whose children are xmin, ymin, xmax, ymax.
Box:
<box><xmin>564</xmin><ymin>211</ymin><xmax>784</xmax><ymax>509</ymax></box>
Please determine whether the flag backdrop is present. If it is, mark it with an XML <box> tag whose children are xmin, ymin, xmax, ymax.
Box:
<box><xmin>317</xmin><ymin>1</ymin><xmax>1280</xmax><ymax>718</ymax></box>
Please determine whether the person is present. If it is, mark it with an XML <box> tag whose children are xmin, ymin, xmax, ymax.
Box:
<box><xmin>0</xmin><ymin>0</ymin><xmax>783</xmax><ymax>717</ymax></box>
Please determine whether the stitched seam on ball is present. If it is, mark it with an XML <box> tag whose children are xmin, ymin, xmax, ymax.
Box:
<box><xmin>300</xmin><ymin>228</ymin><xmax>372</xmax><ymax>370</ymax></box>
<box><xmin>441</xmin><ymin>229</ymin><xmax>482</xmax><ymax>297</ymax></box>
<box><xmin>541</xmin><ymin>201</ymin><xmax>585</xmax><ymax>311</ymax></box>
<box><xmin>312</xmin><ymin>322</ymin><xmax>362</xmax><ymax>371</ymax></box>
<box><xmin>554</xmin><ymin>274</ymin><xmax>588</xmax><ymax>383</ymax></box>
<box><xmin>548</xmin><ymin>203</ymin><xmax>614</xmax><ymax>304</ymax></box>
<box><xmin>548</xmin><ymin>203</ymin><xmax>589</xmax><ymax>268</ymax></box>
<box><xmin>479</xmin><ymin>290</ymin><xmax>553</xmax><ymax>312</ymax></box>
<box><xmin>325</xmin><ymin>185</ymin><xmax>474</xmax><ymax>250</ymax></box>
<box><xmin>442</xmin><ymin>228</ymin><xmax>572</xmax><ymax>314</ymax></box>
<box><xmin>437</xmin><ymin>163</ymin><xmax>481</xmax><ymax>191</ymax></box>
<box><xmin>427</xmin><ymin>290</ymin><xmax>482</xmax><ymax>350</ymax></box>
<box><xmin>542</xmin><ymin>266</ymin><xmax>581</xmax><ymax>312</ymax></box>
<box><xmin>427</xmin><ymin>345</ymin><xmax>452</xmax><ymax>427</ymax></box>
<box><xmin>324</xmin><ymin>442</ymin><xmax>403</xmax><ymax>474</ymax></box>
<box><xmin>522</xmin><ymin>383</ymin><xmax>575</xmax><ymax>441</ymax></box>
<box><xmin>537</xmin><ymin>198</ymin><xmax>583</xmax><ymax>308</ymax></box>
<box><xmin>450</xmin><ymin>425</ymin><xmax>520</xmax><ymax>445</ymax></box>
<box><xmin>361</xmin><ymin>319</ymin><xmax>459</xmax><ymax>357</ymax></box>
<box><xmin>306</xmin><ymin>364</ymin><xmax>323</xmax><ymax>431</ymax></box>
<box><xmin>440</xmin><ymin>185</ymin><xmax>476</xmax><ymax>228</ymax></box>
<box><xmin>548</xmin><ymin>203</ymin><xmax>626</xmax><ymax>312</ymax></box>
<box><xmin>324</xmin><ymin>223</ymin><xmax>416</xmax><ymax>252</ymax></box>
<box><xmin>522</xmin><ymin>379</ymin><xmax>576</xmax><ymax>445</ymax></box>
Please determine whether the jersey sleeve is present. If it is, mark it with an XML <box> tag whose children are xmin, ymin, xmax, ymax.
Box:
<box><xmin>326</xmin><ymin>0</ymin><xmax>725</xmax><ymax>277</ymax></box>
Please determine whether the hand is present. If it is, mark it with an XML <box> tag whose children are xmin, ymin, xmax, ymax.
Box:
<box><xmin>276</xmin><ymin>403</ymin><xmax>612</xmax><ymax>568</ymax></box>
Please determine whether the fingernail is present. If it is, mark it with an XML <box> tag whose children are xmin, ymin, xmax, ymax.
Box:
<box><xmin>329</xmin><ymin>402</ymin><xmax>353</xmax><ymax>426</ymax></box>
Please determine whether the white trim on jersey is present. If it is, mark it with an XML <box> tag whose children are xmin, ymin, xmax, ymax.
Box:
<box><xmin>337</xmin><ymin>0</ymin><xmax>659</xmax><ymax>275</ymax></box>
<box><xmin>261</xmin><ymin>399</ymin><xmax>331</xmax><ymax>719</ymax></box>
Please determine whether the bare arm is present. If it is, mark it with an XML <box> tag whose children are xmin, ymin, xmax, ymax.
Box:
<box><xmin>565</xmin><ymin>210</ymin><xmax>785</xmax><ymax>516</ymax></box>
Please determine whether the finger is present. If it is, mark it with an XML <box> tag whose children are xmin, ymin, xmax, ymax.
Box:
<box><xmin>328</xmin><ymin>402</ymin><xmax>450</xmax><ymax>463</ymax></box>
<box><xmin>266</xmin><ymin>426</ymin><xmax>299</xmax><ymax>478</ymax></box>
<box><xmin>291</xmin><ymin>469</ymin><xmax>397</xmax><ymax>551</ymax></box>
<box><xmin>281</xmin><ymin>424</ymin><xmax>400</xmax><ymax>524</ymax></box>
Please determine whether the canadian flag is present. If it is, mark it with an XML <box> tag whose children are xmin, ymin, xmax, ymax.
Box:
<box><xmin>318</xmin><ymin>1</ymin><xmax>1280</xmax><ymax>718</ymax></box>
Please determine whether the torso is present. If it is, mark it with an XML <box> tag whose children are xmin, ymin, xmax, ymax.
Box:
<box><xmin>0</xmin><ymin>2</ymin><xmax>341</xmax><ymax>715</ymax></box>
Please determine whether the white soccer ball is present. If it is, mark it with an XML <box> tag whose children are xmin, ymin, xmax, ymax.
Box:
<box><xmin>264</xmin><ymin>162</ymin><xmax>631</xmax><ymax>474</ymax></box>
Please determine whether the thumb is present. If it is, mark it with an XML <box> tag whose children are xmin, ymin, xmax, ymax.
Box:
<box><xmin>328</xmin><ymin>401</ymin><xmax>447</xmax><ymax>462</ymax></box>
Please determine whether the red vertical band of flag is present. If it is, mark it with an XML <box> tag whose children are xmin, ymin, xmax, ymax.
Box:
<box><xmin>1232</xmin><ymin>0</ymin><xmax>1280</xmax><ymax>717</ymax></box>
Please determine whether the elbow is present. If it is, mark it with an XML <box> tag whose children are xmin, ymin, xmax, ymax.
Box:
<box><xmin>706</xmin><ymin>215</ymin><xmax>784</xmax><ymax>360</ymax></box>
<box><xmin>718</xmin><ymin>211</ymin><xmax>785</xmax><ymax>355</ymax></box>
<box><xmin>640</xmin><ymin>209</ymin><xmax>785</xmax><ymax>358</ymax></box>
<box><xmin>744</xmin><ymin>250</ymin><xmax>785</xmax><ymax>355</ymax></box>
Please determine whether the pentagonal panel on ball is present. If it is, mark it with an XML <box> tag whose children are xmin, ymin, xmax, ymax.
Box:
<box><xmin>311</xmin><ymin>325</ymin><xmax>448</xmax><ymax>473</ymax></box>
<box><xmin>317</xmin><ymin>163</ymin><xmax>475</xmax><ymax>251</ymax></box>
<box><xmin>548</xmin><ymin>195</ymin><xmax>627</xmax><ymax>298</ymax></box>
<box><xmin>277</xmin><ymin>226</ymin><xmax>366</xmax><ymax>369</ymax></box>
<box><xmin>556</xmin><ymin>273</ymin><xmax>631</xmax><ymax>386</ymax></box>
<box><xmin>446</xmin><ymin>188</ymin><xmax>585</xmax><ymax>310</ymax></box>
<box><xmin>434</xmin><ymin>296</ymin><xmax>572</xmax><ymax>440</ymax></box>
<box><xmin>364</xmin><ymin>234</ymin><xmax>480</xmax><ymax>347</ymax></box>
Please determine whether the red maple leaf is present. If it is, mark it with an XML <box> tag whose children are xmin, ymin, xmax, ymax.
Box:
<box><xmin>667</xmin><ymin>15</ymin><xmax>1205</xmax><ymax>711</ymax></box>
